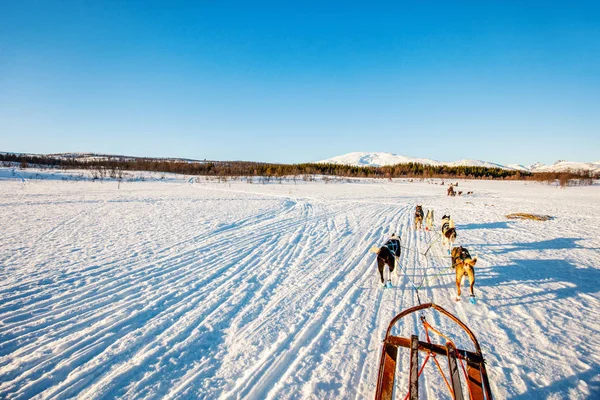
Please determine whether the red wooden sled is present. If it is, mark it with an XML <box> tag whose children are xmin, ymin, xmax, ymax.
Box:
<box><xmin>374</xmin><ymin>303</ymin><xmax>493</xmax><ymax>400</ymax></box>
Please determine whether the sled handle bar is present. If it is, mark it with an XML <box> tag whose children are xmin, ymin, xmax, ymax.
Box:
<box><xmin>384</xmin><ymin>303</ymin><xmax>483</xmax><ymax>354</ymax></box>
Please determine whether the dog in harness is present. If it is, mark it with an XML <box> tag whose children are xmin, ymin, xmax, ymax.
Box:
<box><xmin>441</xmin><ymin>215</ymin><xmax>457</xmax><ymax>251</ymax></box>
<box><xmin>425</xmin><ymin>209</ymin><xmax>434</xmax><ymax>230</ymax></box>
<box><xmin>451</xmin><ymin>246</ymin><xmax>477</xmax><ymax>301</ymax></box>
<box><xmin>414</xmin><ymin>205</ymin><xmax>424</xmax><ymax>230</ymax></box>
<box><xmin>370</xmin><ymin>234</ymin><xmax>401</xmax><ymax>287</ymax></box>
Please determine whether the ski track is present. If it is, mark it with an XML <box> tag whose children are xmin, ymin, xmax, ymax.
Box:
<box><xmin>1</xmin><ymin>176</ymin><xmax>599</xmax><ymax>399</ymax></box>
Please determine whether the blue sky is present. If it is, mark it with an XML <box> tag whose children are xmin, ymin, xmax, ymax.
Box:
<box><xmin>1</xmin><ymin>1</ymin><xmax>599</xmax><ymax>165</ymax></box>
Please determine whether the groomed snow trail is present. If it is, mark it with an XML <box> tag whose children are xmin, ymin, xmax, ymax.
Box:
<box><xmin>1</xmin><ymin>176</ymin><xmax>599</xmax><ymax>399</ymax></box>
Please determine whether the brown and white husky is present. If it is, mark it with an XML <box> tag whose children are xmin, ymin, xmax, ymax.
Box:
<box><xmin>414</xmin><ymin>205</ymin><xmax>424</xmax><ymax>230</ymax></box>
<box><xmin>451</xmin><ymin>246</ymin><xmax>477</xmax><ymax>301</ymax></box>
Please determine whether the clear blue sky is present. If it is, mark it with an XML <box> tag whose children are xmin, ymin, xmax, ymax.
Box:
<box><xmin>1</xmin><ymin>1</ymin><xmax>599</xmax><ymax>165</ymax></box>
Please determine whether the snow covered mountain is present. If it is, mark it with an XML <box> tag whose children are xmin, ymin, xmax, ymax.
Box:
<box><xmin>318</xmin><ymin>152</ymin><xmax>442</xmax><ymax>167</ymax></box>
<box><xmin>527</xmin><ymin>160</ymin><xmax>600</xmax><ymax>174</ymax></box>
<box><xmin>318</xmin><ymin>152</ymin><xmax>600</xmax><ymax>174</ymax></box>
<box><xmin>506</xmin><ymin>164</ymin><xmax>531</xmax><ymax>172</ymax></box>
<box><xmin>318</xmin><ymin>152</ymin><xmax>512</xmax><ymax>170</ymax></box>
<box><xmin>446</xmin><ymin>159</ymin><xmax>508</xmax><ymax>169</ymax></box>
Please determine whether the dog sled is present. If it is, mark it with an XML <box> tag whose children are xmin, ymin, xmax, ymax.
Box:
<box><xmin>374</xmin><ymin>303</ymin><xmax>493</xmax><ymax>400</ymax></box>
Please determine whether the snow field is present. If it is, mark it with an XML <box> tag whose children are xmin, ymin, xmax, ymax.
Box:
<box><xmin>1</xmin><ymin>175</ymin><xmax>599</xmax><ymax>399</ymax></box>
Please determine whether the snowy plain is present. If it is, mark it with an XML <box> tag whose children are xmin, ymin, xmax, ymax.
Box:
<box><xmin>1</xmin><ymin>169</ymin><xmax>599</xmax><ymax>399</ymax></box>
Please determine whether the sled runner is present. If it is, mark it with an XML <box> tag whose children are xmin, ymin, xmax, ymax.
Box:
<box><xmin>374</xmin><ymin>303</ymin><xmax>493</xmax><ymax>400</ymax></box>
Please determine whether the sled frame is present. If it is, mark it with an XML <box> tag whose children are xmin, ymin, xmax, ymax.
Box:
<box><xmin>374</xmin><ymin>303</ymin><xmax>493</xmax><ymax>400</ymax></box>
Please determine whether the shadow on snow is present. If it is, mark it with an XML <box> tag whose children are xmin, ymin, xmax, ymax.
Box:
<box><xmin>457</xmin><ymin>221</ymin><xmax>512</xmax><ymax>230</ymax></box>
<box><xmin>478</xmin><ymin>237</ymin><xmax>596</xmax><ymax>254</ymax></box>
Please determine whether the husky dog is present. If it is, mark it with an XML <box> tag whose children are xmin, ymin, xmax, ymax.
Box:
<box><xmin>447</xmin><ymin>185</ymin><xmax>456</xmax><ymax>196</ymax></box>
<box><xmin>441</xmin><ymin>215</ymin><xmax>457</xmax><ymax>250</ymax></box>
<box><xmin>451</xmin><ymin>246</ymin><xmax>477</xmax><ymax>300</ymax></box>
<box><xmin>370</xmin><ymin>234</ymin><xmax>401</xmax><ymax>286</ymax></box>
<box><xmin>414</xmin><ymin>205</ymin><xmax>424</xmax><ymax>230</ymax></box>
<box><xmin>425</xmin><ymin>209</ymin><xmax>434</xmax><ymax>230</ymax></box>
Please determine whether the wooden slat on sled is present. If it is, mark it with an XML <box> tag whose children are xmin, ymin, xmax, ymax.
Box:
<box><xmin>374</xmin><ymin>303</ymin><xmax>493</xmax><ymax>400</ymax></box>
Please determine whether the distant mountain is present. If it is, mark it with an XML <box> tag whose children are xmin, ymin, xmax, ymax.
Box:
<box><xmin>48</xmin><ymin>153</ymin><xmax>208</xmax><ymax>163</ymax></box>
<box><xmin>318</xmin><ymin>152</ymin><xmax>513</xmax><ymax>170</ymax></box>
<box><xmin>506</xmin><ymin>164</ymin><xmax>531</xmax><ymax>172</ymax></box>
<box><xmin>2</xmin><ymin>152</ymin><xmax>210</xmax><ymax>164</ymax></box>
<box><xmin>446</xmin><ymin>159</ymin><xmax>508</xmax><ymax>169</ymax></box>
<box><xmin>318</xmin><ymin>152</ymin><xmax>600</xmax><ymax>174</ymax></box>
<box><xmin>528</xmin><ymin>160</ymin><xmax>600</xmax><ymax>174</ymax></box>
<box><xmin>318</xmin><ymin>152</ymin><xmax>442</xmax><ymax>167</ymax></box>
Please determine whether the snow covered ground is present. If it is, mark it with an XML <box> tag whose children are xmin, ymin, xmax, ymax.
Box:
<box><xmin>1</xmin><ymin>171</ymin><xmax>599</xmax><ymax>399</ymax></box>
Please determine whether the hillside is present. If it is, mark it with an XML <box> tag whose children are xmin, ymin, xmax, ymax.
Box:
<box><xmin>319</xmin><ymin>152</ymin><xmax>600</xmax><ymax>174</ymax></box>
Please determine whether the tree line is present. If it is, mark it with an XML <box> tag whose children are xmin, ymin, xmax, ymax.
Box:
<box><xmin>2</xmin><ymin>152</ymin><xmax>596</xmax><ymax>181</ymax></box>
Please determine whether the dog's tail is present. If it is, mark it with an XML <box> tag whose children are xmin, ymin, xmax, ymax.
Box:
<box><xmin>449</xmin><ymin>218</ymin><xmax>455</xmax><ymax>228</ymax></box>
<box><xmin>369</xmin><ymin>246</ymin><xmax>381</xmax><ymax>254</ymax></box>
<box><xmin>463</xmin><ymin>260</ymin><xmax>475</xmax><ymax>274</ymax></box>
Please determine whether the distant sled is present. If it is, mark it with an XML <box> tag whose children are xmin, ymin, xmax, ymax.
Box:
<box><xmin>374</xmin><ymin>303</ymin><xmax>493</xmax><ymax>400</ymax></box>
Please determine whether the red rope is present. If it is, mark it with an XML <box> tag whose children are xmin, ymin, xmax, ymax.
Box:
<box><xmin>423</xmin><ymin>319</ymin><xmax>454</xmax><ymax>396</ymax></box>
<box><xmin>402</xmin><ymin>354</ymin><xmax>431</xmax><ymax>400</ymax></box>
<box><xmin>400</xmin><ymin>317</ymin><xmax>477</xmax><ymax>400</ymax></box>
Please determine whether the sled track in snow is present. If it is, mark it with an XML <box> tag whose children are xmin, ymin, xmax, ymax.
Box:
<box><xmin>1</xmin><ymin>183</ymin><xmax>415</xmax><ymax>399</ymax></box>
<box><xmin>1</xmin><ymin>179</ymin><xmax>599</xmax><ymax>399</ymax></box>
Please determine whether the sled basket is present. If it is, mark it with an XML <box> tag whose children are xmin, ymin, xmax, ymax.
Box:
<box><xmin>374</xmin><ymin>303</ymin><xmax>493</xmax><ymax>400</ymax></box>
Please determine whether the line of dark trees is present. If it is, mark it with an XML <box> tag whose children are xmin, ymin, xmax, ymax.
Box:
<box><xmin>3</xmin><ymin>152</ymin><xmax>597</xmax><ymax>181</ymax></box>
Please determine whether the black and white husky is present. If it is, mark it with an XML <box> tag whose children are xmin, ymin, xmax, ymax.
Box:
<box><xmin>370</xmin><ymin>234</ymin><xmax>401</xmax><ymax>287</ymax></box>
<box><xmin>441</xmin><ymin>215</ymin><xmax>457</xmax><ymax>250</ymax></box>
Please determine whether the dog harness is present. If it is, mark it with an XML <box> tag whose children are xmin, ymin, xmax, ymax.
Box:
<box><xmin>455</xmin><ymin>247</ymin><xmax>472</xmax><ymax>276</ymax></box>
<box><xmin>384</xmin><ymin>239</ymin><xmax>400</xmax><ymax>257</ymax></box>
<box><xmin>459</xmin><ymin>248</ymin><xmax>471</xmax><ymax>260</ymax></box>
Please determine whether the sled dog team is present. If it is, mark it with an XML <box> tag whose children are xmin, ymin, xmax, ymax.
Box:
<box><xmin>370</xmin><ymin>206</ymin><xmax>477</xmax><ymax>302</ymax></box>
